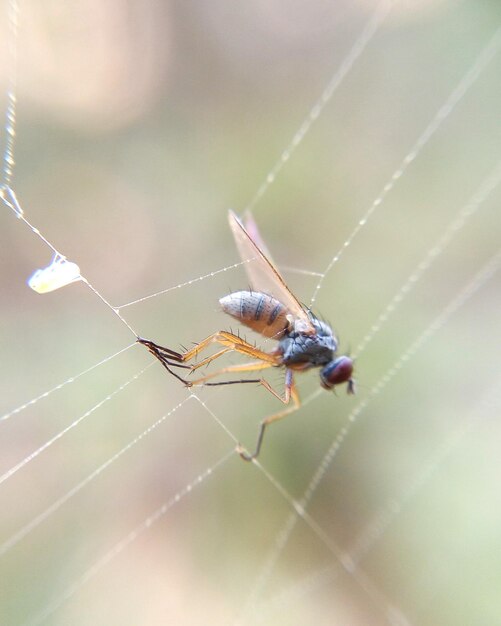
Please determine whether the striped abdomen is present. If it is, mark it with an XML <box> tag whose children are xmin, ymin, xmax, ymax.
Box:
<box><xmin>220</xmin><ymin>291</ymin><xmax>290</xmax><ymax>339</ymax></box>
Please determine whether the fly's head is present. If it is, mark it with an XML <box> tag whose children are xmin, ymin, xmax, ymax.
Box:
<box><xmin>320</xmin><ymin>355</ymin><xmax>355</xmax><ymax>394</ymax></box>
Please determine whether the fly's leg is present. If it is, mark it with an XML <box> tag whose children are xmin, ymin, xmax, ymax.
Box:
<box><xmin>189</xmin><ymin>348</ymin><xmax>233</xmax><ymax>372</ymax></box>
<box><xmin>189</xmin><ymin>359</ymin><xmax>278</xmax><ymax>384</ymax></box>
<box><xmin>137</xmin><ymin>338</ymin><xmax>191</xmax><ymax>384</ymax></box>
<box><xmin>139</xmin><ymin>332</ymin><xmax>277</xmax><ymax>364</ymax></box>
<box><xmin>137</xmin><ymin>338</ymin><xmax>186</xmax><ymax>363</ymax></box>
<box><xmin>139</xmin><ymin>333</ymin><xmax>299</xmax><ymax>460</ymax></box>
<box><xmin>238</xmin><ymin>369</ymin><xmax>300</xmax><ymax>462</ymax></box>
<box><xmin>137</xmin><ymin>332</ymin><xmax>279</xmax><ymax>386</ymax></box>
<box><xmin>184</xmin><ymin>331</ymin><xmax>279</xmax><ymax>364</ymax></box>
<box><xmin>190</xmin><ymin>363</ymin><xmax>300</xmax><ymax>461</ymax></box>
<box><xmin>176</xmin><ymin>359</ymin><xmax>277</xmax><ymax>387</ymax></box>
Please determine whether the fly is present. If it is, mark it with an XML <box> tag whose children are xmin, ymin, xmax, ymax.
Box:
<box><xmin>138</xmin><ymin>210</ymin><xmax>354</xmax><ymax>460</ymax></box>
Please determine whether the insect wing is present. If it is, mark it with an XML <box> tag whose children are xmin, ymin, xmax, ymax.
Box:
<box><xmin>241</xmin><ymin>210</ymin><xmax>274</xmax><ymax>262</ymax></box>
<box><xmin>228</xmin><ymin>210</ymin><xmax>315</xmax><ymax>334</ymax></box>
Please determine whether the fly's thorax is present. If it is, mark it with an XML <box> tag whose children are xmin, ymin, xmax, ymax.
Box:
<box><xmin>219</xmin><ymin>291</ymin><xmax>290</xmax><ymax>339</ymax></box>
<box><xmin>279</xmin><ymin>317</ymin><xmax>337</xmax><ymax>366</ymax></box>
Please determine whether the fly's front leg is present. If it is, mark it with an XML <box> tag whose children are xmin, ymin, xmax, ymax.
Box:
<box><xmin>238</xmin><ymin>369</ymin><xmax>300</xmax><ymax>462</ymax></box>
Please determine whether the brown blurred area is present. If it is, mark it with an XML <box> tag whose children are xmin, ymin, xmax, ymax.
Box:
<box><xmin>0</xmin><ymin>1</ymin><xmax>500</xmax><ymax>625</ymax></box>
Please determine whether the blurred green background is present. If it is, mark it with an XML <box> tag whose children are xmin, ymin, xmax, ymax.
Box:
<box><xmin>0</xmin><ymin>1</ymin><xmax>500</xmax><ymax>625</ymax></box>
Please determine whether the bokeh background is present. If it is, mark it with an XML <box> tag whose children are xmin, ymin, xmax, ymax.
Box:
<box><xmin>0</xmin><ymin>1</ymin><xmax>500</xmax><ymax>625</ymax></box>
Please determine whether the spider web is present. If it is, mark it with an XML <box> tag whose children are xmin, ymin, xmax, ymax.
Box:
<box><xmin>1</xmin><ymin>2</ymin><xmax>500</xmax><ymax>626</ymax></box>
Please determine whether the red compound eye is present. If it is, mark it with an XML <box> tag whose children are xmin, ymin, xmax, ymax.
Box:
<box><xmin>320</xmin><ymin>356</ymin><xmax>354</xmax><ymax>392</ymax></box>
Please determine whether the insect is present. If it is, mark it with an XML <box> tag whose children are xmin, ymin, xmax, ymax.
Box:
<box><xmin>138</xmin><ymin>210</ymin><xmax>354</xmax><ymax>461</ymax></box>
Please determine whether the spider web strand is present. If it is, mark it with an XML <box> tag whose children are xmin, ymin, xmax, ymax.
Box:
<box><xmin>0</xmin><ymin>342</ymin><xmax>136</xmax><ymax>422</ymax></box>
<box><xmin>0</xmin><ymin>395</ymin><xmax>192</xmax><ymax>558</ymax></box>
<box><xmin>1</xmin><ymin>187</ymin><xmax>138</xmax><ymax>337</ymax></box>
<box><xmin>115</xmin><ymin>259</ymin><xmax>256</xmax><ymax>309</ymax></box>
<box><xmin>191</xmin><ymin>393</ymin><xmax>242</xmax><ymax>446</ymax></box>
<box><xmin>22</xmin><ymin>448</ymin><xmax>235</xmax><ymax>626</ymax></box>
<box><xmin>348</xmin><ymin>376</ymin><xmax>501</xmax><ymax>566</ymax></box>
<box><xmin>257</xmin><ymin>376</ymin><xmax>501</xmax><ymax>622</ymax></box>
<box><xmin>234</xmin><ymin>250</ymin><xmax>500</xmax><ymax>624</ymax></box>
<box><xmin>244</xmin><ymin>0</ymin><xmax>394</xmax><ymax>215</ymax></box>
<box><xmin>306</xmin><ymin>251</ymin><xmax>500</xmax><ymax>520</ymax></box>
<box><xmin>1</xmin><ymin>0</ymin><xmax>19</xmax><ymax>188</ymax></box>
<box><xmin>354</xmin><ymin>158</ymin><xmax>501</xmax><ymax>357</ymax></box>
<box><xmin>253</xmin><ymin>459</ymin><xmax>410</xmax><ymax>625</ymax></box>
<box><xmin>310</xmin><ymin>25</ymin><xmax>501</xmax><ymax>305</ymax></box>
<box><xmin>0</xmin><ymin>363</ymin><xmax>154</xmax><ymax>486</ymax></box>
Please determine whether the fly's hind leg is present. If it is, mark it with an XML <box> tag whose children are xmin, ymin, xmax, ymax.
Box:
<box><xmin>238</xmin><ymin>368</ymin><xmax>300</xmax><ymax>462</ymax></box>
<box><xmin>137</xmin><ymin>332</ymin><xmax>279</xmax><ymax>386</ymax></box>
<box><xmin>139</xmin><ymin>333</ymin><xmax>298</xmax><ymax>459</ymax></box>
<box><xmin>137</xmin><ymin>338</ymin><xmax>192</xmax><ymax>384</ymax></box>
<box><xmin>189</xmin><ymin>358</ymin><xmax>280</xmax><ymax>385</ymax></box>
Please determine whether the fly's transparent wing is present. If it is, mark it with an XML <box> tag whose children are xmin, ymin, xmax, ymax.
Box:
<box><xmin>228</xmin><ymin>210</ymin><xmax>314</xmax><ymax>334</ymax></box>
<box><xmin>241</xmin><ymin>210</ymin><xmax>274</xmax><ymax>262</ymax></box>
